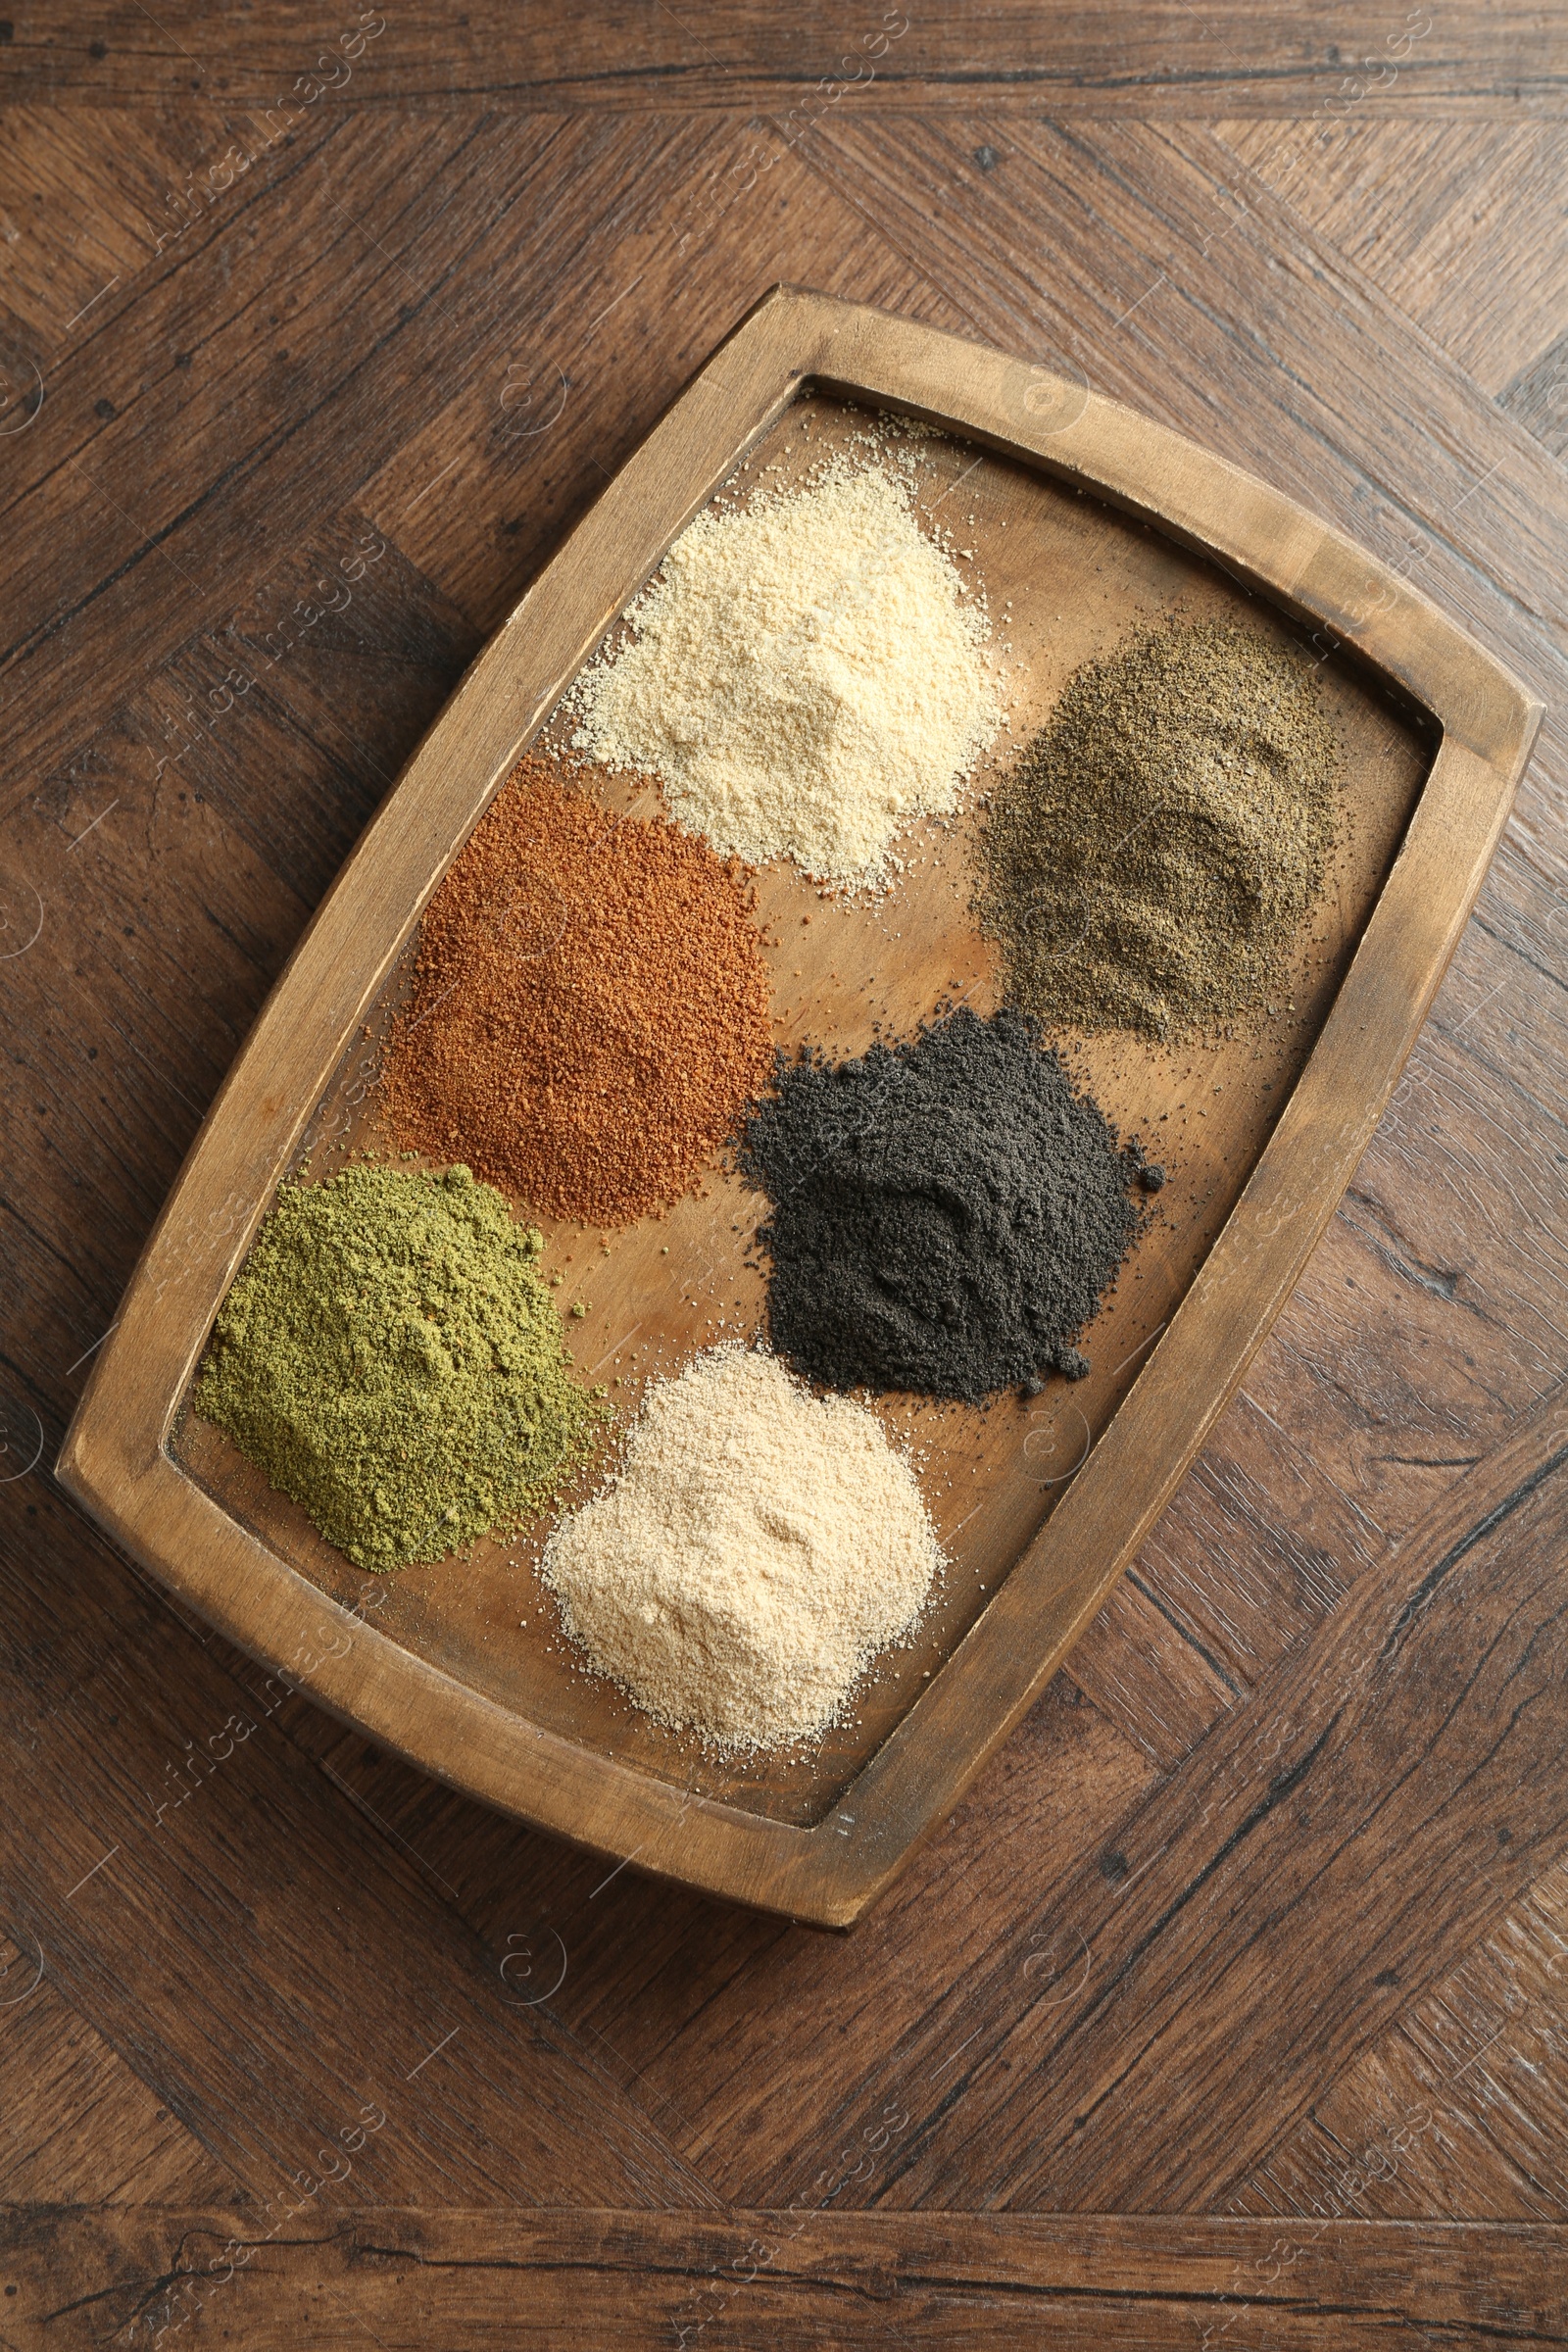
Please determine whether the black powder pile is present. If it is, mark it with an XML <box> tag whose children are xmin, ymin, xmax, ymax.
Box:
<box><xmin>736</xmin><ymin>1006</ymin><xmax>1155</xmax><ymax>1405</ymax></box>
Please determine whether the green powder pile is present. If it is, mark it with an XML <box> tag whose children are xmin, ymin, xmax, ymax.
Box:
<box><xmin>191</xmin><ymin>1162</ymin><xmax>602</xmax><ymax>1572</ymax></box>
<box><xmin>974</xmin><ymin>619</ymin><xmax>1341</xmax><ymax>1042</ymax></box>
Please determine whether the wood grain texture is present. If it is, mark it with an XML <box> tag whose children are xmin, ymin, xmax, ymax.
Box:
<box><xmin>1212</xmin><ymin>119</ymin><xmax>1568</xmax><ymax>398</ymax></box>
<box><xmin>1</xmin><ymin>6</ymin><xmax>1564</xmax><ymax>113</ymax></box>
<box><xmin>1233</xmin><ymin>1852</ymin><xmax>1568</xmax><ymax>2223</ymax></box>
<box><xmin>2</xmin><ymin>2208</ymin><xmax>1562</xmax><ymax>2348</ymax></box>
<box><xmin>3</xmin><ymin>11</ymin><xmax>1568</xmax><ymax>2333</ymax></box>
<box><xmin>1499</xmin><ymin>330</ymin><xmax>1568</xmax><ymax>461</ymax></box>
<box><xmin>0</xmin><ymin>1938</ymin><xmax>230</xmax><ymax>2206</ymax></box>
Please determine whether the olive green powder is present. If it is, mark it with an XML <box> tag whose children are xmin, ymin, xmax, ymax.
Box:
<box><xmin>974</xmin><ymin>619</ymin><xmax>1341</xmax><ymax>1042</ymax></box>
<box><xmin>192</xmin><ymin>1162</ymin><xmax>601</xmax><ymax>1572</ymax></box>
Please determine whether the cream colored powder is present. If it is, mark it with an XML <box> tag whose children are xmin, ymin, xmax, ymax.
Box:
<box><xmin>542</xmin><ymin>1346</ymin><xmax>942</xmax><ymax>1749</ymax></box>
<box><xmin>570</xmin><ymin>458</ymin><xmax>998</xmax><ymax>889</ymax></box>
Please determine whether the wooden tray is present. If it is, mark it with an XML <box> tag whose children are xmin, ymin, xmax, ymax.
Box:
<box><xmin>57</xmin><ymin>287</ymin><xmax>1541</xmax><ymax>1930</ymax></box>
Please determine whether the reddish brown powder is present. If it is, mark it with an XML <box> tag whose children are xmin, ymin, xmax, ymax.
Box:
<box><xmin>382</xmin><ymin>752</ymin><xmax>774</xmax><ymax>1228</ymax></box>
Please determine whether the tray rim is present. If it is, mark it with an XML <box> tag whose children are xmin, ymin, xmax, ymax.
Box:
<box><xmin>57</xmin><ymin>283</ymin><xmax>1543</xmax><ymax>1929</ymax></box>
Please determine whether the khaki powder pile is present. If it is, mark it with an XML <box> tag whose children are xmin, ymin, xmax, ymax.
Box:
<box><xmin>974</xmin><ymin>619</ymin><xmax>1341</xmax><ymax>1042</ymax></box>
<box><xmin>570</xmin><ymin>459</ymin><xmax>999</xmax><ymax>889</ymax></box>
<box><xmin>542</xmin><ymin>1347</ymin><xmax>942</xmax><ymax>1749</ymax></box>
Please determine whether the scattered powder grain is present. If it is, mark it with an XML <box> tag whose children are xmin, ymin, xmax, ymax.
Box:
<box><xmin>738</xmin><ymin>1006</ymin><xmax>1149</xmax><ymax>1404</ymax></box>
<box><xmin>974</xmin><ymin>619</ymin><xmax>1340</xmax><ymax>1041</ymax></box>
<box><xmin>191</xmin><ymin>1163</ymin><xmax>601</xmax><ymax>1573</ymax></box>
<box><xmin>543</xmin><ymin>1346</ymin><xmax>942</xmax><ymax>1749</ymax></box>
<box><xmin>570</xmin><ymin>459</ymin><xmax>999</xmax><ymax>888</ymax></box>
<box><xmin>382</xmin><ymin>754</ymin><xmax>774</xmax><ymax>1227</ymax></box>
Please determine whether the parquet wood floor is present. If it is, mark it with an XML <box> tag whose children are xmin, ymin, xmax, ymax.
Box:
<box><xmin>3</xmin><ymin>7</ymin><xmax>1567</xmax><ymax>2341</ymax></box>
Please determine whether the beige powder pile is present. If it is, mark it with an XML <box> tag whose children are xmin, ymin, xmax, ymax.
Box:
<box><xmin>542</xmin><ymin>1346</ymin><xmax>942</xmax><ymax>1749</ymax></box>
<box><xmin>569</xmin><ymin>459</ymin><xmax>999</xmax><ymax>889</ymax></box>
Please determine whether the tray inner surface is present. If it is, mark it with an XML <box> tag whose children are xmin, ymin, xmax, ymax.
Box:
<box><xmin>172</xmin><ymin>390</ymin><xmax>1433</xmax><ymax>1828</ymax></box>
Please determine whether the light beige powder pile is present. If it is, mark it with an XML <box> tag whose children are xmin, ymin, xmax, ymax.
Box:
<box><xmin>542</xmin><ymin>1346</ymin><xmax>942</xmax><ymax>1749</ymax></box>
<box><xmin>569</xmin><ymin>459</ymin><xmax>999</xmax><ymax>889</ymax></box>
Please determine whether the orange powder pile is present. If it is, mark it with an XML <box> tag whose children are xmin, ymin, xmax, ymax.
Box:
<box><xmin>382</xmin><ymin>753</ymin><xmax>774</xmax><ymax>1228</ymax></box>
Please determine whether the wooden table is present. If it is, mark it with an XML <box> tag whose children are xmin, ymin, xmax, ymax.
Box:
<box><xmin>2</xmin><ymin>8</ymin><xmax>1565</xmax><ymax>2341</ymax></box>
